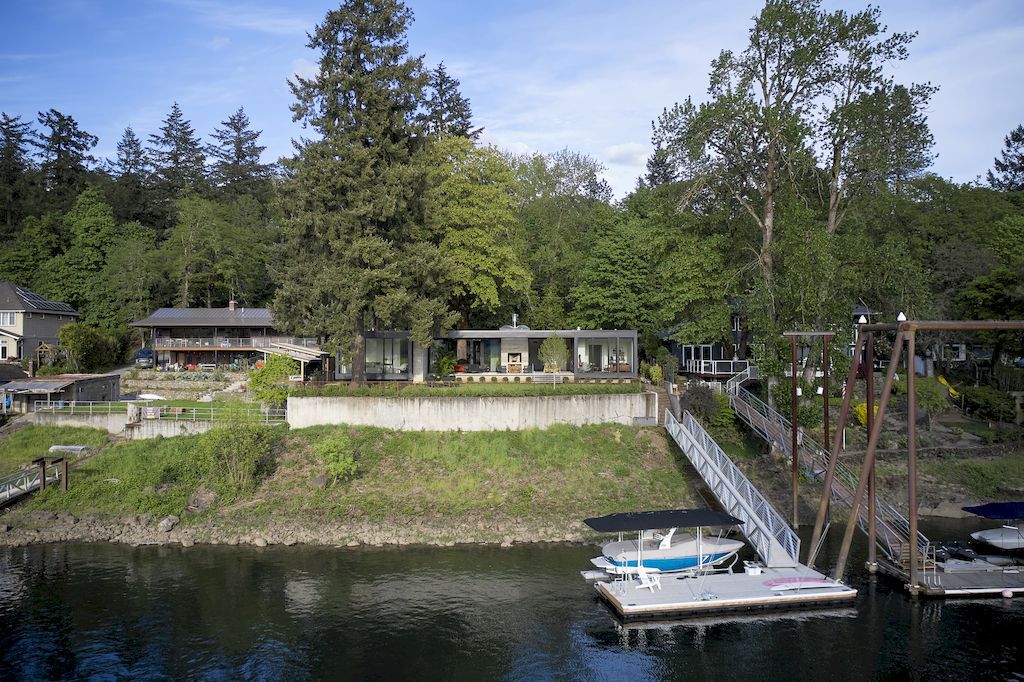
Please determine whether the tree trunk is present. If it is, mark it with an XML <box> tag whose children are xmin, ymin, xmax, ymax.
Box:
<box><xmin>350</xmin><ymin>315</ymin><xmax>366</xmax><ymax>386</ymax></box>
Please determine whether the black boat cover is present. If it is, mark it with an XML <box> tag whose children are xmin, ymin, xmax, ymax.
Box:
<box><xmin>584</xmin><ymin>509</ymin><xmax>743</xmax><ymax>532</ymax></box>
<box><xmin>962</xmin><ymin>502</ymin><xmax>1024</xmax><ymax>520</ymax></box>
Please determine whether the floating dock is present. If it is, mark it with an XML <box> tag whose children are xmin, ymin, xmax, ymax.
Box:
<box><xmin>594</xmin><ymin>565</ymin><xmax>856</xmax><ymax>620</ymax></box>
<box><xmin>877</xmin><ymin>558</ymin><xmax>1024</xmax><ymax>597</ymax></box>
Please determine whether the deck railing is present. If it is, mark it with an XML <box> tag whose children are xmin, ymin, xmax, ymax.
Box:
<box><xmin>33</xmin><ymin>401</ymin><xmax>287</xmax><ymax>424</ymax></box>
<box><xmin>153</xmin><ymin>337</ymin><xmax>320</xmax><ymax>350</ymax></box>
<box><xmin>0</xmin><ymin>461</ymin><xmax>62</xmax><ymax>503</ymax></box>
<box><xmin>683</xmin><ymin>359</ymin><xmax>750</xmax><ymax>376</ymax></box>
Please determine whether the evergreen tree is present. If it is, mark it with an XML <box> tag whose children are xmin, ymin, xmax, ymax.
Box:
<box><xmin>107</xmin><ymin>126</ymin><xmax>154</xmax><ymax>224</ymax></box>
<box><xmin>419</xmin><ymin>62</ymin><xmax>480</xmax><ymax>139</ymax></box>
<box><xmin>207</xmin><ymin>107</ymin><xmax>274</xmax><ymax>200</ymax></box>
<box><xmin>33</xmin><ymin>109</ymin><xmax>97</xmax><ymax>212</ymax></box>
<box><xmin>987</xmin><ymin>124</ymin><xmax>1024</xmax><ymax>191</ymax></box>
<box><xmin>148</xmin><ymin>103</ymin><xmax>207</xmax><ymax>218</ymax></box>
<box><xmin>274</xmin><ymin>0</ymin><xmax>456</xmax><ymax>383</ymax></box>
<box><xmin>0</xmin><ymin>113</ymin><xmax>35</xmax><ymax>230</ymax></box>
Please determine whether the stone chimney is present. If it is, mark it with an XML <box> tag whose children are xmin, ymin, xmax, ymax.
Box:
<box><xmin>228</xmin><ymin>300</ymin><xmax>237</xmax><ymax>312</ymax></box>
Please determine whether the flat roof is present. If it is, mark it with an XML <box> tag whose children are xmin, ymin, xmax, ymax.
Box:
<box><xmin>444</xmin><ymin>329</ymin><xmax>636</xmax><ymax>340</ymax></box>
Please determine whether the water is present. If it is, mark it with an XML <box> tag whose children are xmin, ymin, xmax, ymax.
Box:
<box><xmin>1</xmin><ymin>522</ymin><xmax>1022</xmax><ymax>680</ymax></box>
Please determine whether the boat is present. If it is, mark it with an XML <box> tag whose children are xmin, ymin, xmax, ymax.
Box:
<box><xmin>584</xmin><ymin>509</ymin><xmax>745</xmax><ymax>575</ymax></box>
<box><xmin>963</xmin><ymin>502</ymin><xmax>1024</xmax><ymax>551</ymax></box>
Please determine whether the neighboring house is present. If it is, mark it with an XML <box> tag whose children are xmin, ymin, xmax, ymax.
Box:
<box><xmin>337</xmin><ymin>323</ymin><xmax>638</xmax><ymax>382</ymax></box>
<box><xmin>0</xmin><ymin>280</ymin><xmax>80</xmax><ymax>362</ymax></box>
<box><xmin>131</xmin><ymin>302</ymin><xmax>326</xmax><ymax>374</ymax></box>
<box><xmin>1</xmin><ymin>373</ymin><xmax>120</xmax><ymax>413</ymax></box>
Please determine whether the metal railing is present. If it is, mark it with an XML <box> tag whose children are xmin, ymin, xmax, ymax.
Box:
<box><xmin>684</xmin><ymin>359</ymin><xmax>750</xmax><ymax>376</ymax></box>
<box><xmin>0</xmin><ymin>462</ymin><xmax>61</xmax><ymax>503</ymax></box>
<box><xmin>725</xmin><ymin>369</ymin><xmax>928</xmax><ymax>563</ymax></box>
<box><xmin>665</xmin><ymin>409</ymin><xmax>801</xmax><ymax>567</ymax></box>
<box><xmin>33</xmin><ymin>401</ymin><xmax>287</xmax><ymax>424</ymax></box>
<box><xmin>152</xmin><ymin>336</ymin><xmax>320</xmax><ymax>350</ymax></box>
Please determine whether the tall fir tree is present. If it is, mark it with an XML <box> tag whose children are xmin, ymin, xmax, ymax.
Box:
<box><xmin>419</xmin><ymin>62</ymin><xmax>480</xmax><ymax>139</ymax></box>
<box><xmin>33</xmin><ymin>109</ymin><xmax>97</xmax><ymax>212</ymax></box>
<box><xmin>207</xmin><ymin>107</ymin><xmax>274</xmax><ymax>201</ymax></box>
<box><xmin>274</xmin><ymin>0</ymin><xmax>455</xmax><ymax>383</ymax></box>
<box><xmin>148</xmin><ymin>102</ymin><xmax>208</xmax><ymax>222</ymax></box>
<box><xmin>107</xmin><ymin>126</ymin><xmax>154</xmax><ymax>224</ymax></box>
<box><xmin>0</xmin><ymin>113</ymin><xmax>35</xmax><ymax>230</ymax></box>
<box><xmin>987</xmin><ymin>124</ymin><xmax>1024</xmax><ymax>192</ymax></box>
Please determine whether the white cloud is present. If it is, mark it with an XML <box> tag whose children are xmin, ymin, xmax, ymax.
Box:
<box><xmin>164</xmin><ymin>0</ymin><xmax>312</xmax><ymax>36</ymax></box>
<box><xmin>207</xmin><ymin>36</ymin><xmax>231</xmax><ymax>50</ymax></box>
<box><xmin>604</xmin><ymin>143</ymin><xmax>650</xmax><ymax>167</ymax></box>
<box><xmin>290</xmin><ymin>58</ymin><xmax>318</xmax><ymax>80</ymax></box>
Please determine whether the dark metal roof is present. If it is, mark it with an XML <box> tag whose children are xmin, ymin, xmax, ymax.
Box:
<box><xmin>584</xmin><ymin>509</ymin><xmax>744</xmax><ymax>532</ymax></box>
<box><xmin>132</xmin><ymin>307</ymin><xmax>275</xmax><ymax>328</ymax></box>
<box><xmin>1</xmin><ymin>374</ymin><xmax>117</xmax><ymax>394</ymax></box>
<box><xmin>0</xmin><ymin>281</ymin><xmax>79</xmax><ymax>315</ymax></box>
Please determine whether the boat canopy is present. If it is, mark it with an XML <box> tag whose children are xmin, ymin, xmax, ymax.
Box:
<box><xmin>962</xmin><ymin>502</ymin><xmax>1024</xmax><ymax>520</ymax></box>
<box><xmin>584</xmin><ymin>509</ymin><xmax>743</xmax><ymax>533</ymax></box>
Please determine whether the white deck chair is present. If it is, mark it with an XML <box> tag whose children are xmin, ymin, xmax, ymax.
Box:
<box><xmin>635</xmin><ymin>567</ymin><xmax>661</xmax><ymax>591</ymax></box>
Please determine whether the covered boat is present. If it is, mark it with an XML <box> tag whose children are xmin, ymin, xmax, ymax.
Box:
<box><xmin>963</xmin><ymin>502</ymin><xmax>1024</xmax><ymax>551</ymax></box>
<box><xmin>585</xmin><ymin>509</ymin><xmax>745</xmax><ymax>574</ymax></box>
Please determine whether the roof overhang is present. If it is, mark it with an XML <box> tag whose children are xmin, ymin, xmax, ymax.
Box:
<box><xmin>584</xmin><ymin>508</ymin><xmax>744</xmax><ymax>532</ymax></box>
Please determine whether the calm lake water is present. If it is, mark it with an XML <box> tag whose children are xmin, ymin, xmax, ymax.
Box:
<box><xmin>1</xmin><ymin>519</ymin><xmax>1022</xmax><ymax>680</ymax></box>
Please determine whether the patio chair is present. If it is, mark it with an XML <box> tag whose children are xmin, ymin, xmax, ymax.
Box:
<box><xmin>635</xmin><ymin>567</ymin><xmax>661</xmax><ymax>591</ymax></box>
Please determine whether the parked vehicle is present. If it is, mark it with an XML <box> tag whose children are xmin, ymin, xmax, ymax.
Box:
<box><xmin>134</xmin><ymin>348</ymin><xmax>154</xmax><ymax>368</ymax></box>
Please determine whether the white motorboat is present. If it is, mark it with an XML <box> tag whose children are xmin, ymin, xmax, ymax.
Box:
<box><xmin>585</xmin><ymin>509</ymin><xmax>745</xmax><ymax>575</ymax></box>
<box><xmin>963</xmin><ymin>502</ymin><xmax>1024</xmax><ymax>551</ymax></box>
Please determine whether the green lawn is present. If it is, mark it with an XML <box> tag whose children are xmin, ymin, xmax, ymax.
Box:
<box><xmin>921</xmin><ymin>454</ymin><xmax>1024</xmax><ymax>498</ymax></box>
<box><xmin>0</xmin><ymin>426</ymin><xmax>110</xmax><ymax>474</ymax></box>
<box><xmin>291</xmin><ymin>382</ymin><xmax>641</xmax><ymax>398</ymax></box>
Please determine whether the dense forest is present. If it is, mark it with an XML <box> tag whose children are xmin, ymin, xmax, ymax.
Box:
<box><xmin>1</xmin><ymin>0</ymin><xmax>1022</xmax><ymax>380</ymax></box>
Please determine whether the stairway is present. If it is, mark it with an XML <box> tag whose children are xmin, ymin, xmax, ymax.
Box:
<box><xmin>725</xmin><ymin>368</ymin><xmax>928</xmax><ymax>564</ymax></box>
<box><xmin>649</xmin><ymin>382</ymin><xmax>673</xmax><ymax>426</ymax></box>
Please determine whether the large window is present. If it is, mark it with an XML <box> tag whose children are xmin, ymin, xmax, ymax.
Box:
<box><xmin>0</xmin><ymin>312</ymin><xmax>15</xmax><ymax>326</ymax></box>
<box><xmin>365</xmin><ymin>337</ymin><xmax>410</xmax><ymax>376</ymax></box>
<box><xmin>576</xmin><ymin>337</ymin><xmax>634</xmax><ymax>374</ymax></box>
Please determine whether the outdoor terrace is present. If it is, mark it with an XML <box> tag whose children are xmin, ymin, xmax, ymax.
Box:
<box><xmin>153</xmin><ymin>336</ymin><xmax>320</xmax><ymax>350</ymax></box>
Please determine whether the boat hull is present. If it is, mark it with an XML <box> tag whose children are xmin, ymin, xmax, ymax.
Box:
<box><xmin>971</xmin><ymin>527</ymin><xmax>1024</xmax><ymax>551</ymax></box>
<box><xmin>601</xmin><ymin>534</ymin><xmax>744</xmax><ymax>573</ymax></box>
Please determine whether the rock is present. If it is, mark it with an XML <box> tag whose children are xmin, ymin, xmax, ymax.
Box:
<box><xmin>56</xmin><ymin>512</ymin><xmax>77</xmax><ymax>524</ymax></box>
<box><xmin>157</xmin><ymin>515</ymin><xmax>180</xmax><ymax>532</ymax></box>
<box><xmin>181</xmin><ymin>538</ymin><xmax>195</xmax><ymax>548</ymax></box>
<box><xmin>310</xmin><ymin>475</ymin><xmax>329</xmax><ymax>490</ymax></box>
<box><xmin>253</xmin><ymin>537</ymin><xmax>268</xmax><ymax>547</ymax></box>
<box><xmin>283</xmin><ymin>538</ymin><xmax>297</xmax><ymax>546</ymax></box>
<box><xmin>187</xmin><ymin>487</ymin><xmax>218</xmax><ymax>514</ymax></box>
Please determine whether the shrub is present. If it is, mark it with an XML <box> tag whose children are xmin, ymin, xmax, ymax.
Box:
<box><xmin>655</xmin><ymin>347</ymin><xmax>679</xmax><ymax>380</ymax></box>
<box><xmin>194</xmin><ymin>425</ymin><xmax>281</xmax><ymax>502</ymax></box>
<box><xmin>852</xmin><ymin>401</ymin><xmax>879</xmax><ymax>428</ymax></box>
<box><xmin>248</xmin><ymin>355</ymin><xmax>299</xmax><ymax>407</ymax></box>
<box><xmin>314</xmin><ymin>431</ymin><xmax>360</xmax><ymax>483</ymax></box>
<box><xmin>648</xmin><ymin>363</ymin><xmax>664</xmax><ymax>385</ymax></box>
<box><xmin>708</xmin><ymin>392</ymin><xmax>734</xmax><ymax>428</ymax></box>
<box><xmin>681</xmin><ymin>384</ymin><xmax>718</xmax><ymax>423</ymax></box>
<box><xmin>962</xmin><ymin>385</ymin><xmax>1015</xmax><ymax>422</ymax></box>
<box><xmin>639</xmin><ymin>360</ymin><xmax>650</xmax><ymax>381</ymax></box>
<box><xmin>434</xmin><ymin>348</ymin><xmax>457</xmax><ymax>376</ymax></box>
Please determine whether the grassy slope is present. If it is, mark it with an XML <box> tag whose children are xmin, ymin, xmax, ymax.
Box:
<box><xmin>0</xmin><ymin>426</ymin><xmax>110</xmax><ymax>474</ymax></box>
<box><xmin>19</xmin><ymin>424</ymin><xmax>696</xmax><ymax>531</ymax></box>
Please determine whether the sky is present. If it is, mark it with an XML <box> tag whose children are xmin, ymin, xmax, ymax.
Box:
<box><xmin>2</xmin><ymin>0</ymin><xmax>1023</xmax><ymax>197</ymax></box>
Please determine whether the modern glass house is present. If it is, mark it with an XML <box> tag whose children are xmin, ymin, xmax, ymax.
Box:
<box><xmin>335</xmin><ymin>327</ymin><xmax>638</xmax><ymax>382</ymax></box>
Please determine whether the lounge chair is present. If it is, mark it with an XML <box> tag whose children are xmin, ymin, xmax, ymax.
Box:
<box><xmin>635</xmin><ymin>567</ymin><xmax>661</xmax><ymax>591</ymax></box>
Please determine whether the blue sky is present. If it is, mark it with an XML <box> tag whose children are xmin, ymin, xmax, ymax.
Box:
<box><xmin>3</xmin><ymin>0</ymin><xmax>1023</xmax><ymax>197</ymax></box>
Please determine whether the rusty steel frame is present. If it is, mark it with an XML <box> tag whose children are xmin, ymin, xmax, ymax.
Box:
<box><xmin>830</xmin><ymin>318</ymin><xmax>1024</xmax><ymax>589</ymax></box>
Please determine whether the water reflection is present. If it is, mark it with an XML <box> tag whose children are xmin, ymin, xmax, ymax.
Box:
<box><xmin>0</xmin><ymin>537</ymin><xmax>1021</xmax><ymax>680</ymax></box>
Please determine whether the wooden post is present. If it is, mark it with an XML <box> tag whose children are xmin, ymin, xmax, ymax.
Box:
<box><xmin>907</xmin><ymin>331</ymin><xmax>920</xmax><ymax>592</ymax></box>
<box><xmin>790</xmin><ymin>336</ymin><xmax>800</xmax><ymax>529</ymax></box>
<box><xmin>38</xmin><ymin>459</ymin><xmax>46</xmax><ymax>491</ymax></box>
<box><xmin>61</xmin><ymin>458</ymin><xmax>69</xmax><ymax>492</ymax></box>
<box><xmin>866</xmin><ymin>332</ymin><xmax>877</xmax><ymax>571</ymax></box>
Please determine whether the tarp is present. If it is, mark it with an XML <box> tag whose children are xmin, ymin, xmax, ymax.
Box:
<box><xmin>584</xmin><ymin>508</ymin><xmax>743</xmax><ymax>532</ymax></box>
<box><xmin>962</xmin><ymin>502</ymin><xmax>1024</xmax><ymax>520</ymax></box>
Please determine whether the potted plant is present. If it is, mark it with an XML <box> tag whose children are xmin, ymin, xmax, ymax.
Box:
<box><xmin>539</xmin><ymin>335</ymin><xmax>568</xmax><ymax>373</ymax></box>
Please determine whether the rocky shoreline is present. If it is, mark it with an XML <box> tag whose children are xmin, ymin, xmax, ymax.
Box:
<box><xmin>0</xmin><ymin>510</ymin><xmax>596</xmax><ymax>549</ymax></box>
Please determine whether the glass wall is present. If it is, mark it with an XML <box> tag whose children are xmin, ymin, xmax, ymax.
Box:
<box><xmin>365</xmin><ymin>337</ymin><xmax>410</xmax><ymax>376</ymax></box>
<box><xmin>576</xmin><ymin>337</ymin><xmax>634</xmax><ymax>374</ymax></box>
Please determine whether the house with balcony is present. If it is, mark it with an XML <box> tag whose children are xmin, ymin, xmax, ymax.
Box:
<box><xmin>336</xmin><ymin>323</ymin><xmax>638</xmax><ymax>383</ymax></box>
<box><xmin>0</xmin><ymin>280</ymin><xmax>80</xmax><ymax>363</ymax></box>
<box><xmin>131</xmin><ymin>302</ymin><xmax>327</xmax><ymax>375</ymax></box>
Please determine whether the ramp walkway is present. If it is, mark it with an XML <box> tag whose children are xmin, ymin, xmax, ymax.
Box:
<box><xmin>724</xmin><ymin>368</ymin><xmax>928</xmax><ymax>565</ymax></box>
<box><xmin>0</xmin><ymin>460</ymin><xmax>63</xmax><ymax>505</ymax></box>
<box><xmin>665</xmin><ymin>409</ymin><xmax>800</xmax><ymax>568</ymax></box>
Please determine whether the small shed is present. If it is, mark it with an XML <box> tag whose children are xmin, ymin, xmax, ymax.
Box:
<box><xmin>1</xmin><ymin>374</ymin><xmax>120</xmax><ymax>413</ymax></box>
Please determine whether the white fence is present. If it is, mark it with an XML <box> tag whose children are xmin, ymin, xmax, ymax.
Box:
<box><xmin>684</xmin><ymin>359</ymin><xmax>750</xmax><ymax>376</ymax></box>
<box><xmin>33</xmin><ymin>401</ymin><xmax>286</xmax><ymax>424</ymax></box>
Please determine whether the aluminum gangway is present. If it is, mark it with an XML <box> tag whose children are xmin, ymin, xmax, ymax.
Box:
<box><xmin>724</xmin><ymin>368</ymin><xmax>928</xmax><ymax>565</ymax></box>
<box><xmin>665</xmin><ymin>409</ymin><xmax>801</xmax><ymax>568</ymax></box>
<box><xmin>0</xmin><ymin>461</ymin><xmax>63</xmax><ymax>505</ymax></box>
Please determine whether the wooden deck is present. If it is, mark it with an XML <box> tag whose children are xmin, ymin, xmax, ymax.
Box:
<box><xmin>595</xmin><ymin>565</ymin><xmax>856</xmax><ymax>620</ymax></box>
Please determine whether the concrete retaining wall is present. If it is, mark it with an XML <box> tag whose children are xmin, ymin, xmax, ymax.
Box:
<box><xmin>287</xmin><ymin>392</ymin><xmax>658</xmax><ymax>431</ymax></box>
<box><xmin>33</xmin><ymin>411</ymin><xmax>220</xmax><ymax>440</ymax></box>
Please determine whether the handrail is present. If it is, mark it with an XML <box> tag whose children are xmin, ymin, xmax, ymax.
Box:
<box><xmin>725</xmin><ymin>370</ymin><xmax>928</xmax><ymax>562</ymax></box>
<box><xmin>33</xmin><ymin>401</ymin><xmax>286</xmax><ymax>423</ymax></box>
<box><xmin>665</xmin><ymin>409</ymin><xmax>801</xmax><ymax>567</ymax></box>
<box><xmin>152</xmin><ymin>336</ymin><xmax>320</xmax><ymax>349</ymax></box>
<box><xmin>0</xmin><ymin>462</ymin><xmax>61</xmax><ymax>503</ymax></box>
